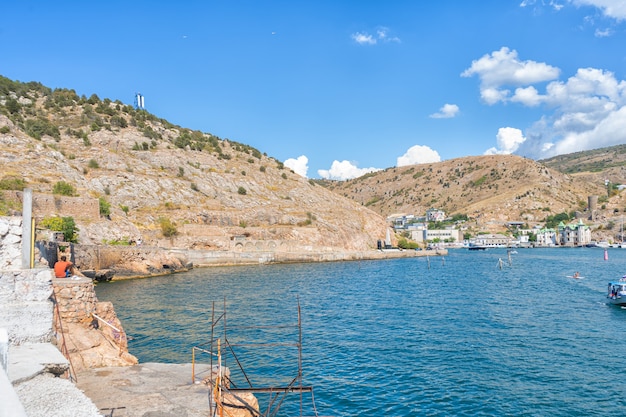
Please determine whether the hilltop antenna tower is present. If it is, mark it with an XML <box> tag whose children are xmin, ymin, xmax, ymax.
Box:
<box><xmin>134</xmin><ymin>92</ymin><xmax>145</xmax><ymax>110</ymax></box>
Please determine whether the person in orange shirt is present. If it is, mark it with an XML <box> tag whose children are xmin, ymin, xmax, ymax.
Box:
<box><xmin>54</xmin><ymin>255</ymin><xmax>73</xmax><ymax>278</ymax></box>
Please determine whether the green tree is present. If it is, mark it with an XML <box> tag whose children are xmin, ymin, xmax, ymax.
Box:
<box><xmin>41</xmin><ymin>216</ymin><xmax>79</xmax><ymax>243</ymax></box>
<box><xmin>87</xmin><ymin>94</ymin><xmax>100</xmax><ymax>105</ymax></box>
<box><xmin>545</xmin><ymin>212</ymin><xmax>571</xmax><ymax>229</ymax></box>
<box><xmin>397</xmin><ymin>237</ymin><xmax>419</xmax><ymax>249</ymax></box>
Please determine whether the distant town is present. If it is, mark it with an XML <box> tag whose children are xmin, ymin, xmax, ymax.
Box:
<box><xmin>389</xmin><ymin>196</ymin><xmax>624</xmax><ymax>250</ymax></box>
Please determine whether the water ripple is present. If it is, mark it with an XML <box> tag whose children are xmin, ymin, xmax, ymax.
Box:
<box><xmin>96</xmin><ymin>248</ymin><xmax>626</xmax><ymax>416</ymax></box>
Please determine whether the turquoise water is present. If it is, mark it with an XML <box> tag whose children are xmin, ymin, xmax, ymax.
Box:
<box><xmin>94</xmin><ymin>248</ymin><xmax>626</xmax><ymax>416</ymax></box>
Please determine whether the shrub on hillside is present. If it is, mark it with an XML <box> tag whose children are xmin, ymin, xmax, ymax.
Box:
<box><xmin>24</xmin><ymin>117</ymin><xmax>60</xmax><ymax>140</ymax></box>
<box><xmin>158</xmin><ymin>217</ymin><xmax>177</xmax><ymax>237</ymax></box>
<box><xmin>99</xmin><ymin>197</ymin><xmax>111</xmax><ymax>217</ymax></box>
<box><xmin>52</xmin><ymin>181</ymin><xmax>76</xmax><ymax>196</ymax></box>
<box><xmin>40</xmin><ymin>216</ymin><xmax>79</xmax><ymax>243</ymax></box>
<box><xmin>0</xmin><ymin>176</ymin><xmax>26</xmax><ymax>190</ymax></box>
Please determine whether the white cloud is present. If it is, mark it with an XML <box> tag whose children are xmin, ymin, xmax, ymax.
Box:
<box><xmin>397</xmin><ymin>145</ymin><xmax>441</xmax><ymax>167</ymax></box>
<box><xmin>284</xmin><ymin>155</ymin><xmax>309</xmax><ymax>178</ymax></box>
<box><xmin>508</xmin><ymin>66</ymin><xmax>626</xmax><ymax>159</ymax></box>
<box><xmin>459</xmin><ymin>43</ymin><xmax>626</xmax><ymax>159</ymax></box>
<box><xmin>376</xmin><ymin>27</ymin><xmax>401</xmax><ymax>43</ymax></box>
<box><xmin>352</xmin><ymin>32</ymin><xmax>376</xmax><ymax>45</ymax></box>
<box><xmin>484</xmin><ymin>127</ymin><xmax>527</xmax><ymax>155</ymax></box>
<box><xmin>548</xmin><ymin>105</ymin><xmax>626</xmax><ymax>154</ymax></box>
<box><xmin>573</xmin><ymin>0</ymin><xmax>626</xmax><ymax>21</ymax></box>
<box><xmin>481</xmin><ymin>87</ymin><xmax>510</xmax><ymax>105</ymax></box>
<box><xmin>351</xmin><ymin>27</ymin><xmax>400</xmax><ymax>45</ymax></box>
<box><xmin>463</xmin><ymin>46</ymin><xmax>626</xmax><ymax>160</ymax></box>
<box><xmin>429</xmin><ymin>103</ymin><xmax>460</xmax><ymax>119</ymax></box>
<box><xmin>511</xmin><ymin>86</ymin><xmax>544</xmax><ymax>106</ymax></box>
<box><xmin>523</xmin><ymin>1</ymin><xmax>626</xmax><ymax>24</ymax></box>
<box><xmin>595</xmin><ymin>27</ymin><xmax>614</xmax><ymax>37</ymax></box>
<box><xmin>317</xmin><ymin>160</ymin><xmax>381</xmax><ymax>181</ymax></box>
<box><xmin>461</xmin><ymin>47</ymin><xmax>560</xmax><ymax>104</ymax></box>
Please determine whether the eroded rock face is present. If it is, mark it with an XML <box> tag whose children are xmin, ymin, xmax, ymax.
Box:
<box><xmin>73</xmin><ymin>245</ymin><xmax>191</xmax><ymax>278</ymax></box>
<box><xmin>215</xmin><ymin>392</ymin><xmax>259</xmax><ymax>417</ymax></box>
<box><xmin>52</xmin><ymin>278</ymin><xmax>137</xmax><ymax>373</ymax></box>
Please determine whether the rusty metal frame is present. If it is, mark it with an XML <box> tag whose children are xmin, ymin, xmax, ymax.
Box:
<box><xmin>193</xmin><ymin>297</ymin><xmax>329</xmax><ymax>417</ymax></box>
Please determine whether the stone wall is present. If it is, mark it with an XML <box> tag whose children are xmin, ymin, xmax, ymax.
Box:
<box><xmin>1</xmin><ymin>190</ymin><xmax>99</xmax><ymax>221</ymax></box>
<box><xmin>177</xmin><ymin>246</ymin><xmax>446</xmax><ymax>267</ymax></box>
<box><xmin>0</xmin><ymin>217</ymin><xmax>23</xmax><ymax>270</ymax></box>
<box><xmin>0</xmin><ymin>216</ymin><xmax>54</xmax><ymax>344</ymax></box>
<box><xmin>52</xmin><ymin>278</ymin><xmax>97</xmax><ymax>323</ymax></box>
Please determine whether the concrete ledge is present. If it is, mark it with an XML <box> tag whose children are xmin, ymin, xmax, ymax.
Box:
<box><xmin>77</xmin><ymin>362</ymin><xmax>218</xmax><ymax>417</ymax></box>
<box><xmin>51</xmin><ymin>276</ymin><xmax>92</xmax><ymax>285</ymax></box>
<box><xmin>8</xmin><ymin>343</ymin><xmax>69</xmax><ymax>384</ymax></box>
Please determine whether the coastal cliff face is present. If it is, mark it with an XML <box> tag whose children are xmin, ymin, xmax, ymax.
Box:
<box><xmin>52</xmin><ymin>278</ymin><xmax>138</xmax><ymax>373</ymax></box>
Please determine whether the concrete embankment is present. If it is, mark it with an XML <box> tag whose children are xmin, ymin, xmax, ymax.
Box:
<box><xmin>173</xmin><ymin>248</ymin><xmax>447</xmax><ymax>267</ymax></box>
<box><xmin>76</xmin><ymin>363</ymin><xmax>217</xmax><ymax>417</ymax></box>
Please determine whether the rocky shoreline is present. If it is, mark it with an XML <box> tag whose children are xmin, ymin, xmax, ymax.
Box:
<box><xmin>75</xmin><ymin>245</ymin><xmax>447</xmax><ymax>281</ymax></box>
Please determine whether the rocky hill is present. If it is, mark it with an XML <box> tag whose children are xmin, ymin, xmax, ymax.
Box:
<box><xmin>0</xmin><ymin>76</ymin><xmax>391</xmax><ymax>255</ymax></box>
<box><xmin>539</xmin><ymin>144</ymin><xmax>626</xmax><ymax>188</ymax></box>
<box><xmin>319</xmin><ymin>153</ymin><xmax>622</xmax><ymax>234</ymax></box>
<box><xmin>2</xmin><ymin>75</ymin><xmax>626</xmax><ymax>251</ymax></box>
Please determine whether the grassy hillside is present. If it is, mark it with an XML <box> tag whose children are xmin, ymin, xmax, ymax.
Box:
<box><xmin>317</xmin><ymin>153</ymin><xmax>625</xmax><ymax>237</ymax></box>
<box><xmin>0</xmin><ymin>75</ymin><xmax>391</xmax><ymax>252</ymax></box>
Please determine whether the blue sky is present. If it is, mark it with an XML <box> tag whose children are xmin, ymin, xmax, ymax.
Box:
<box><xmin>2</xmin><ymin>1</ymin><xmax>626</xmax><ymax>179</ymax></box>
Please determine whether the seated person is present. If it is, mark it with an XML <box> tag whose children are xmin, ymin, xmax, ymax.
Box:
<box><xmin>54</xmin><ymin>255</ymin><xmax>73</xmax><ymax>278</ymax></box>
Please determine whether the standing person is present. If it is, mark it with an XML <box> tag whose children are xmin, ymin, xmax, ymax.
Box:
<box><xmin>54</xmin><ymin>255</ymin><xmax>73</xmax><ymax>278</ymax></box>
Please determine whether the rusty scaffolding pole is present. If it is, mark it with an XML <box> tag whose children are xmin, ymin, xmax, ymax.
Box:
<box><xmin>192</xmin><ymin>297</ymin><xmax>331</xmax><ymax>417</ymax></box>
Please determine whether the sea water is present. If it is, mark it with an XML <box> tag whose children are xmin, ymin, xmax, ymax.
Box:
<box><xmin>94</xmin><ymin>248</ymin><xmax>626</xmax><ymax>416</ymax></box>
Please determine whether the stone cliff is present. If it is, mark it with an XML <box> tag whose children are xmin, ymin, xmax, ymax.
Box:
<box><xmin>52</xmin><ymin>277</ymin><xmax>138</xmax><ymax>373</ymax></box>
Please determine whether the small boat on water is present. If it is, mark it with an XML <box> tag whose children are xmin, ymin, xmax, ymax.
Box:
<box><xmin>587</xmin><ymin>241</ymin><xmax>610</xmax><ymax>248</ymax></box>
<box><xmin>468</xmin><ymin>243</ymin><xmax>488</xmax><ymax>251</ymax></box>
<box><xmin>607</xmin><ymin>279</ymin><xmax>626</xmax><ymax>306</ymax></box>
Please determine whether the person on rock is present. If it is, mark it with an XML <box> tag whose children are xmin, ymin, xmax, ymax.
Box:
<box><xmin>54</xmin><ymin>255</ymin><xmax>74</xmax><ymax>278</ymax></box>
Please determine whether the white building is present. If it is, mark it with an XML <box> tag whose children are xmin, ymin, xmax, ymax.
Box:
<box><xmin>558</xmin><ymin>219</ymin><xmax>592</xmax><ymax>246</ymax></box>
<box><xmin>411</xmin><ymin>228</ymin><xmax>461</xmax><ymax>244</ymax></box>
<box><xmin>426</xmin><ymin>208</ymin><xmax>446</xmax><ymax>222</ymax></box>
<box><xmin>470</xmin><ymin>234</ymin><xmax>515</xmax><ymax>247</ymax></box>
<box><xmin>535</xmin><ymin>228</ymin><xmax>558</xmax><ymax>246</ymax></box>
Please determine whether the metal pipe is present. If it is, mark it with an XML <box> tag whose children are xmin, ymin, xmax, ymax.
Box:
<box><xmin>92</xmin><ymin>313</ymin><xmax>121</xmax><ymax>332</ymax></box>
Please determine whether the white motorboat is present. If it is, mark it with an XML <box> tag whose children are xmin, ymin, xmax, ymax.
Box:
<box><xmin>607</xmin><ymin>279</ymin><xmax>626</xmax><ymax>306</ymax></box>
